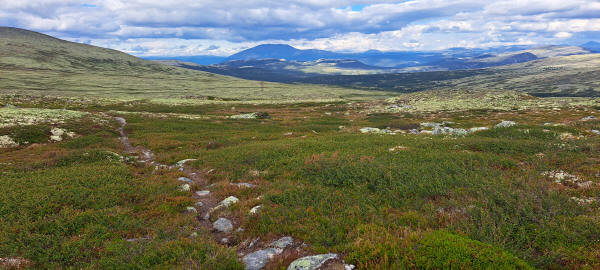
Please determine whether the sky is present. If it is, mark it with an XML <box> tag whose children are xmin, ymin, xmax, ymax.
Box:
<box><xmin>1</xmin><ymin>0</ymin><xmax>599</xmax><ymax>57</ymax></box>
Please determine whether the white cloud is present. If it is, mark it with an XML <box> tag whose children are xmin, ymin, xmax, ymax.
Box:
<box><xmin>0</xmin><ymin>0</ymin><xmax>598</xmax><ymax>56</ymax></box>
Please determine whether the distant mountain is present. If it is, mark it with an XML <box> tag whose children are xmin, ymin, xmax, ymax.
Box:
<box><xmin>143</xmin><ymin>55</ymin><xmax>226</xmax><ymax>65</ymax></box>
<box><xmin>582</xmin><ymin>41</ymin><xmax>600</xmax><ymax>53</ymax></box>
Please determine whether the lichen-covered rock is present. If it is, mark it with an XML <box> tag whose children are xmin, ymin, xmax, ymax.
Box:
<box><xmin>495</xmin><ymin>120</ymin><xmax>517</xmax><ymax>128</ymax></box>
<box><xmin>178</xmin><ymin>184</ymin><xmax>191</xmax><ymax>192</ymax></box>
<box><xmin>250</xmin><ymin>205</ymin><xmax>262</xmax><ymax>215</ymax></box>
<box><xmin>0</xmin><ymin>135</ymin><xmax>19</xmax><ymax>148</ymax></box>
<box><xmin>230</xmin><ymin>112</ymin><xmax>270</xmax><ymax>119</ymax></box>
<box><xmin>360</xmin><ymin>127</ymin><xmax>395</xmax><ymax>134</ymax></box>
<box><xmin>50</xmin><ymin>127</ymin><xmax>66</xmax><ymax>141</ymax></box>
<box><xmin>243</xmin><ymin>248</ymin><xmax>283</xmax><ymax>270</ymax></box>
<box><xmin>270</xmin><ymin>236</ymin><xmax>294</xmax><ymax>249</ymax></box>
<box><xmin>220</xmin><ymin>196</ymin><xmax>240</xmax><ymax>207</ymax></box>
<box><xmin>287</xmin><ymin>253</ymin><xmax>339</xmax><ymax>270</ymax></box>
<box><xmin>213</xmin><ymin>218</ymin><xmax>233</xmax><ymax>233</ymax></box>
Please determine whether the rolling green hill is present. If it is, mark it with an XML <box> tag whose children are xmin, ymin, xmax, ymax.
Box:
<box><xmin>0</xmin><ymin>27</ymin><xmax>390</xmax><ymax>102</ymax></box>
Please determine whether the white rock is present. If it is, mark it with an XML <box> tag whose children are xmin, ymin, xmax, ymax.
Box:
<box><xmin>220</xmin><ymin>196</ymin><xmax>240</xmax><ymax>207</ymax></box>
<box><xmin>0</xmin><ymin>135</ymin><xmax>19</xmax><ymax>148</ymax></box>
<box><xmin>178</xmin><ymin>177</ymin><xmax>193</xmax><ymax>183</ymax></box>
<box><xmin>250</xmin><ymin>205</ymin><xmax>262</xmax><ymax>215</ymax></box>
<box><xmin>178</xmin><ymin>184</ymin><xmax>191</xmax><ymax>192</ymax></box>
<box><xmin>195</xmin><ymin>190</ymin><xmax>210</xmax><ymax>196</ymax></box>
<box><xmin>185</xmin><ymin>206</ymin><xmax>197</xmax><ymax>213</ymax></box>
<box><xmin>287</xmin><ymin>253</ymin><xmax>339</xmax><ymax>270</ymax></box>
<box><xmin>495</xmin><ymin>120</ymin><xmax>517</xmax><ymax>128</ymax></box>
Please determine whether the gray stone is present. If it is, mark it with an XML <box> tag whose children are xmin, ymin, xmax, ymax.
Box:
<box><xmin>243</xmin><ymin>248</ymin><xmax>283</xmax><ymax>270</ymax></box>
<box><xmin>249</xmin><ymin>205</ymin><xmax>262</xmax><ymax>215</ymax></box>
<box><xmin>495</xmin><ymin>120</ymin><xmax>517</xmax><ymax>128</ymax></box>
<box><xmin>213</xmin><ymin>218</ymin><xmax>233</xmax><ymax>233</ymax></box>
<box><xmin>591</xmin><ymin>129</ymin><xmax>600</xmax><ymax>135</ymax></box>
<box><xmin>196</xmin><ymin>190</ymin><xmax>210</xmax><ymax>196</ymax></box>
<box><xmin>233</xmin><ymin>182</ymin><xmax>256</xmax><ymax>188</ymax></box>
<box><xmin>270</xmin><ymin>236</ymin><xmax>294</xmax><ymax>249</ymax></box>
<box><xmin>420</xmin><ymin>122</ymin><xmax>442</xmax><ymax>128</ymax></box>
<box><xmin>230</xmin><ymin>112</ymin><xmax>270</xmax><ymax>119</ymax></box>
<box><xmin>178</xmin><ymin>177</ymin><xmax>193</xmax><ymax>183</ymax></box>
<box><xmin>469</xmin><ymin>127</ymin><xmax>489</xmax><ymax>133</ymax></box>
<box><xmin>581</xmin><ymin>116</ymin><xmax>597</xmax><ymax>121</ymax></box>
<box><xmin>287</xmin><ymin>253</ymin><xmax>339</xmax><ymax>270</ymax></box>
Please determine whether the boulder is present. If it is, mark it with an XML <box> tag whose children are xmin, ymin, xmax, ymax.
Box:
<box><xmin>220</xmin><ymin>196</ymin><xmax>240</xmax><ymax>207</ymax></box>
<box><xmin>495</xmin><ymin>120</ymin><xmax>517</xmax><ymax>128</ymax></box>
<box><xmin>287</xmin><ymin>253</ymin><xmax>339</xmax><ymax>270</ymax></box>
<box><xmin>213</xmin><ymin>218</ymin><xmax>233</xmax><ymax>233</ymax></box>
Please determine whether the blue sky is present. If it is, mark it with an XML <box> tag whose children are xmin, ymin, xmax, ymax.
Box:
<box><xmin>1</xmin><ymin>0</ymin><xmax>599</xmax><ymax>56</ymax></box>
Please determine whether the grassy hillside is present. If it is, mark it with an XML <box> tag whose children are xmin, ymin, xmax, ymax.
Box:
<box><xmin>0</xmin><ymin>27</ymin><xmax>390</xmax><ymax>102</ymax></box>
<box><xmin>297</xmin><ymin>54</ymin><xmax>600</xmax><ymax>97</ymax></box>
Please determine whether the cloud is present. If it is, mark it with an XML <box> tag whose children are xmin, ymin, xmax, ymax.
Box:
<box><xmin>0</xmin><ymin>0</ymin><xmax>599</xmax><ymax>56</ymax></box>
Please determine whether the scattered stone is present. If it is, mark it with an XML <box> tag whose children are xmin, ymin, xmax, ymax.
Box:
<box><xmin>3</xmin><ymin>103</ymin><xmax>17</xmax><ymax>108</ymax></box>
<box><xmin>50</xmin><ymin>127</ymin><xmax>66</xmax><ymax>141</ymax></box>
<box><xmin>580</xmin><ymin>116</ymin><xmax>597</xmax><ymax>121</ymax></box>
<box><xmin>287</xmin><ymin>253</ymin><xmax>339</xmax><ymax>270</ymax></box>
<box><xmin>388</xmin><ymin>146</ymin><xmax>409</xmax><ymax>152</ymax></box>
<box><xmin>345</xmin><ymin>265</ymin><xmax>356</xmax><ymax>270</ymax></box>
<box><xmin>360</xmin><ymin>127</ymin><xmax>395</xmax><ymax>134</ymax></box>
<box><xmin>419</xmin><ymin>130</ymin><xmax>432</xmax><ymax>134</ymax></box>
<box><xmin>542</xmin><ymin>171</ymin><xmax>595</xmax><ymax>188</ymax></box>
<box><xmin>230</xmin><ymin>112</ymin><xmax>270</xmax><ymax>119</ymax></box>
<box><xmin>178</xmin><ymin>184</ymin><xmax>191</xmax><ymax>192</ymax></box>
<box><xmin>220</xmin><ymin>196</ymin><xmax>240</xmax><ymax>207</ymax></box>
<box><xmin>248</xmin><ymin>170</ymin><xmax>261</xmax><ymax>177</ymax></box>
<box><xmin>591</xmin><ymin>130</ymin><xmax>600</xmax><ymax>135</ymax></box>
<box><xmin>213</xmin><ymin>218</ymin><xmax>234</xmax><ymax>233</ymax></box>
<box><xmin>190</xmin><ymin>232</ymin><xmax>198</xmax><ymax>238</ymax></box>
<box><xmin>195</xmin><ymin>201</ymin><xmax>204</xmax><ymax>207</ymax></box>
<box><xmin>338</xmin><ymin>126</ymin><xmax>345</xmax><ymax>129</ymax></box>
<box><xmin>284</xmin><ymin>132</ymin><xmax>294</xmax><ymax>136</ymax></box>
<box><xmin>559</xmin><ymin>132</ymin><xmax>578</xmax><ymax>141</ymax></box>
<box><xmin>0</xmin><ymin>257</ymin><xmax>32</xmax><ymax>268</ymax></box>
<box><xmin>270</xmin><ymin>236</ymin><xmax>294</xmax><ymax>249</ymax></box>
<box><xmin>495</xmin><ymin>120</ymin><xmax>517</xmax><ymax>128</ymax></box>
<box><xmin>221</xmin><ymin>238</ymin><xmax>229</xmax><ymax>244</ymax></box>
<box><xmin>196</xmin><ymin>190</ymin><xmax>210</xmax><ymax>196</ymax></box>
<box><xmin>243</xmin><ymin>248</ymin><xmax>283</xmax><ymax>270</ymax></box>
<box><xmin>185</xmin><ymin>206</ymin><xmax>197</xmax><ymax>213</ymax></box>
<box><xmin>420</xmin><ymin>122</ymin><xmax>442</xmax><ymax>128</ymax></box>
<box><xmin>175</xmin><ymin>159</ymin><xmax>197</xmax><ymax>167</ymax></box>
<box><xmin>178</xmin><ymin>177</ymin><xmax>193</xmax><ymax>183</ymax></box>
<box><xmin>570</xmin><ymin>197</ymin><xmax>597</xmax><ymax>205</ymax></box>
<box><xmin>0</xmin><ymin>135</ymin><xmax>19</xmax><ymax>148</ymax></box>
<box><xmin>250</xmin><ymin>205</ymin><xmax>262</xmax><ymax>215</ymax></box>
<box><xmin>233</xmin><ymin>182</ymin><xmax>256</xmax><ymax>188</ymax></box>
<box><xmin>469</xmin><ymin>127</ymin><xmax>489</xmax><ymax>133</ymax></box>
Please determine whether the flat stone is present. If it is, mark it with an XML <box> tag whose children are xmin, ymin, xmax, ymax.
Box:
<box><xmin>287</xmin><ymin>253</ymin><xmax>339</xmax><ymax>270</ymax></box>
<box><xmin>196</xmin><ymin>190</ymin><xmax>210</xmax><ymax>196</ymax></box>
<box><xmin>185</xmin><ymin>206</ymin><xmax>197</xmax><ymax>213</ymax></box>
<box><xmin>243</xmin><ymin>248</ymin><xmax>283</xmax><ymax>270</ymax></box>
<box><xmin>270</xmin><ymin>236</ymin><xmax>294</xmax><ymax>249</ymax></box>
<box><xmin>175</xmin><ymin>159</ymin><xmax>197</xmax><ymax>167</ymax></box>
<box><xmin>495</xmin><ymin>120</ymin><xmax>517</xmax><ymax>128</ymax></box>
<box><xmin>250</xmin><ymin>205</ymin><xmax>262</xmax><ymax>215</ymax></box>
<box><xmin>178</xmin><ymin>177</ymin><xmax>193</xmax><ymax>183</ymax></box>
<box><xmin>233</xmin><ymin>182</ymin><xmax>256</xmax><ymax>188</ymax></box>
<box><xmin>220</xmin><ymin>196</ymin><xmax>240</xmax><ymax>207</ymax></box>
<box><xmin>195</xmin><ymin>201</ymin><xmax>204</xmax><ymax>207</ymax></box>
<box><xmin>213</xmin><ymin>218</ymin><xmax>233</xmax><ymax>233</ymax></box>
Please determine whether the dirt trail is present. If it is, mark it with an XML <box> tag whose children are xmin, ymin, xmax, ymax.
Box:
<box><xmin>112</xmin><ymin>116</ymin><xmax>351</xmax><ymax>270</ymax></box>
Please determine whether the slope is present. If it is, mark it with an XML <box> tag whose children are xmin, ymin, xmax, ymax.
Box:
<box><xmin>0</xmin><ymin>27</ymin><xmax>390</xmax><ymax>102</ymax></box>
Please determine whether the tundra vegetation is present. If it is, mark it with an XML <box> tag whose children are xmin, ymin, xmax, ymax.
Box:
<box><xmin>1</xmin><ymin>91</ymin><xmax>600</xmax><ymax>269</ymax></box>
<box><xmin>2</xmin><ymin>27</ymin><xmax>600</xmax><ymax>269</ymax></box>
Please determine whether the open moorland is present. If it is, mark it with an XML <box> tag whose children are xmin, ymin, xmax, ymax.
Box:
<box><xmin>1</xmin><ymin>27</ymin><xmax>600</xmax><ymax>269</ymax></box>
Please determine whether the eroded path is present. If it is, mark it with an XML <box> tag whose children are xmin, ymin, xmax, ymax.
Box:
<box><xmin>112</xmin><ymin>116</ymin><xmax>353</xmax><ymax>270</ymax></box>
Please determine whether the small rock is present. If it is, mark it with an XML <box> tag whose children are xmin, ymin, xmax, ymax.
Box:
<box><xmin>233</xmin><ymin>182</ymin><xmax>255</xmax><ymax>188</ymax></box>
<box><xmin>213</xmin><ymin>218</ymin><xmax>234</xmax><ymax>233</ymax></box>
<box><xmin>195</xmin><ymin>201</ymin><xmax>204</xmax><ymax>207</ymax></box>
<box><xmin>495</xmin><ymin>120</ymin><xmax>517</xmax><ymax>128</ymax></box>
<box><xmin>360</xmin><ymin>127</ymin><xmax>394</xmax><ymax>134</ymax></box>
<box><xmin>50</xmin><ymin>127</ymin><xmax>66</xmax><ymax>141</ymax></box>
<box><xmin>469</xmin><ymin>127</ymin><xmax>489</xmax><ymax>133</ymax></box>
<box><xmin>185</xmin><ymin>206</ymin><xmax>197</xmax><ymax>213</ymax></box>
<box><xmin>388</xmin><ymin>146</ymin><xmax>408</xmax><ymax>152</ymax></box>
<box><xmin>175</xmin><ymin>159</ymin><xmax>197</xmax><ymax>167</ymax></box>
<box><xmin>230</xmin><ymin>112</ymin><xmax>270</xmax><ymax>119</ymax></box>
<box><xmin>0</xmin><ymin>135</ymin><xmax>19</xmax><ymax>148</ymax></box>
<box><xmin>284</xmin><ymin>132</ymin><xmax>294</xmax><ymax>136</ymax></box>
<box><xmin>591</xmin><ymin>130</ymin><xmax>600</xmax><ymax>135</ymax></box>
<box><xmin>270</xmin><ymin>236</ymin><xmax>294</xmax><ymax>249</ymax></box>
<box><xmin>178</xmin><ymin>177</ymin><xmax>193</xmax><ymax>183</ymax></box>
<box><xmin>190</xmin><ymin>232</ymin><xmax>198</xmax><ymax>238</ymax></box>
<box><xmin>196</xmin><ymin>190</ymin><xmax>210</xmax><ymax>196</ymax></box>
<box><xmin>420</xmin><ymin>122</ymin><xmax>442</xmax><ymax>128</ymax></box>
<box><xmin>178</xmin><ymin>184</ymin><xmax>191</xmax><ymax>192</ymax></box>
<box><xmin>287</xmin><ymin>253</ymin><xmax>339</xmax><ymax>270</ymax></box>
<box><xmin>221</xmin><ymin>238</ymin><xmax>229</xmax><ymax>244</ymax></box>
<box><xmin>250</xmin><ymin>205</ymin><xmax>262</xmax><ymax>215</ymax></box>
<box><xmin>220</xmin><ymin>196</ymin><xmax>240</xmax><ymax>207</ymax></box>
<box><xmin>580</xmin><ymin>116</ymin><xmax>597</xmax><ymax>121</ymax></box>
<box><xmin>345</xmin><ymin>265</ymin><xmax>356</xmax><ymax>270</ymax></box>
